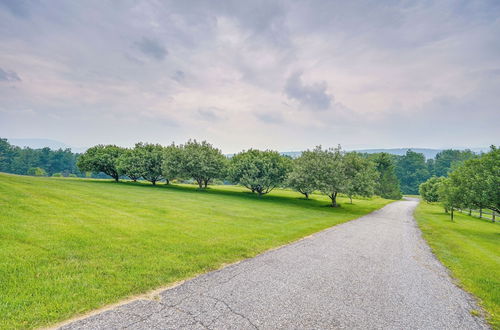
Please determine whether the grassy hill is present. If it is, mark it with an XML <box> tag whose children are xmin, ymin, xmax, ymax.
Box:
<box><xmin>0</xmin><ymin>173</ymin><xmax>391</xmax><ymax>329</ymax></box>
<box><xmin>415</xmin><ymin>202</ymin><xmax>500</xmax><ymax>329</ymax></box>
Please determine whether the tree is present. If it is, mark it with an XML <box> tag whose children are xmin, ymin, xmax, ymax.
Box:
<box><xmin>27</xmin><ymin>167</ymin><xmax>47</xmax><ymax>176</ymax></box>
<box><xmin>116</xmin><ymin>148</ymin><xmax>143</xmax><ymax>182</ymax></box>
<box><xmin>228</xmin><ymin>149</ymin><xmax>290</xmax><ymax>196</ymax></box>
<box><xmin>395</xmin><ymin>150</ymin><xmax>430</xmax><ymax>194</ymax></box>
<box><xmin>162</xmin><ymin>144</ymin><xmax>182</xmax><ymax>185</ymax></box>
<box><xmin>314</xmin><ymin>146</ymin><xmax>346</xmax><ymax>207</ymax></box>
<box><xmin>419</xmin><ymin>176</ymin><xmax>445</xmax><ymax>203</ymax></box>
<box><xmin>369</xmin><ymin>153</ymin><xmax>402</xmax><ymax>199</ymax></box>
<box><xmin>135</xmin><ymin>143</ymin><xmax>165</xmax><ymax>185</ymax></box>
<box><xmin>178</xmin><ymin>140</ymin><xmax>226</xmax><ymax>188</ymax></box>
<box><xmin>77</xmin><ymin>145</ymin><xmax>125</xmax><ymax>181</ymax></box>
<box><xmin>286</xmin><ymin>150</ymin><xmax>322</xmax><ymax>199</ymax></box>
<box><xmin>432</xmin><ymin>149</ymin><xmax>476</xmax><ymax>177</ymax></box>
<box><xmin>438</xmin><ymin>178</ymin><xmax>462</xmax><ymax>221</ymax></box>
<box><xmin>343</xmin><ymin>152</ymin><xmax>378</xmax><ymax>203</ymax></box>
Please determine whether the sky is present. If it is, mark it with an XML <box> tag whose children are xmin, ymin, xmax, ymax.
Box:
<box><xmin>1</xmin><ymin>0</ymin><xmax>499</xmax><ymax>153</ymax></box>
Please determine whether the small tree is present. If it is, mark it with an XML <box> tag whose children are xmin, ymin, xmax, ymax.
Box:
<box><xmin>117</xmin><ymin>148</ymin><xmax>144</xmax><ymax>182</ymax></box>
<box><xmin>228</xmin><ymin>149</ymin><xmax>290</xmax><ymax>196</ymax></box>
<box><xmin>369</xmin><ymin>152</ymin><xmax>402</xmax><ymax>199</ymax></box>
<box><xmin>286</xmin><ymin>150</ymin><xmax>322</xmax><ymax>199</ymax></box>
<box><xmin>135</xmin><ymin>143</ymin><xmax>165</xmax><ymax>185</ymax></box>
<box><xmin>162</xmin><ymin>144</ymin><xmax>182</xmax><ymax>185</ymax></box>
<box><xmin>77</xmin><ymin>145</ymin><xmax>125</xmax><ymax>181</ymax></box>
<box><xmin>27</xmin><ymin>167</ymin><xmax>47</xmax><ymax>176</ymax></box>
<box><xmin>419</xmin><ymin>176</ymin><xmax>445</xmax><ymax>203</ymax></box>
<box><xmin>343</xmin><ymin>152</ymin><xmax>378</xmax><ymax>203</ymax></box>
<box><xmin>315</xmin><ymin>146</ymin><xmax>346</xmax><ymax>207</ymax></box>
<box><xmin>178</xmin><ymin>140</ymin><xmax>226</xmax><ymax>188</ymax></box>
<box><xmin>438</xmin><ymin>178</ymin><xmax>462</xmax><ymax>221</ymax></box>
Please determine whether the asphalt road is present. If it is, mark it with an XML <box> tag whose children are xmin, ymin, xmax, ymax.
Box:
<box><xmin>59</xmin><ymin>199</ymin><xmax>488</xmax><ymax>329</ymax></box>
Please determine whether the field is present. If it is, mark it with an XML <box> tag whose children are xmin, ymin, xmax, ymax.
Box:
<box><xmin>414</xmin><ymin>202</ymin><xmax>500</xmax><ymax>329</ymax></box>
<box><xmin>0</xmin><ymin>173</ymin><xmax>391</xmax><ymax>329</ymax></box>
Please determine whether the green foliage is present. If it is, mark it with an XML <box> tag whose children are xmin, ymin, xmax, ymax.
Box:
<box><xmin>369</xmin><ymin>152</ymin><xmax>402</xmax><ymax>199</ymax></box>
<box><xmin>162</xmin><ymin>144</ymin><xmax>182</xmax><ymax>184</ymax></box>
<box><xmin>0</xmin><ymin>173</ymin><xmax>391</xmax><ymax>329</ymax></box>
<box><xmin>178</xmin><ymin>140</ymin><xmax>227</xmax><ymax>188</ymax></box>
<box><xmin>77</xmin><ymin>145</ymin><xmax>125</xmax><ymax>181</ymax></box>
<box><xmin>313</xmin><ymin>146</ymin><xmax>346</xmax><ymax>207</ymax></box>
<box><xmin>395</xmin><ymin>150</ymin><xmax>430</xmax><ymax>194</ymax></box>
<box><xmin>135</xmin><ymin>142</ymin><xmax>165</xmax><ymax>185</ymax></box>
<box><xmin>52</xmin><ymin>172</ymin><xmax>62</xmax><ymax>177</ymax></box>
<box><xmin>415</xmin><ymin>202</ymin><xmax>499</xmax><ymax>328</ymax></box>
<box><xmin>433</xmin><ymin>149</ymin><xmax>476</xmax><ymax>177</ymax></box>
<box><xmin>116</xmin><ymin>148</ymin><xmax>144</xmax><ymax>182</ymax></box>
<box><xmin>0</xmin><ymin>138</ymin><xmax>80</xmax><ymax>176</ymax></box>
<box><xmin>419</xmin><ymin>176</ymin><xmax>445</xmax><ymax>203</ymax></box>
<box><xmin>437</xmin><ymin>177</ymin><xmax>462</xmax><ymax>220</ymax></box>
<box><xmin>343</xmin><ymin>152</ymin><xmax>378</xmax><ymax>203</ymax></box>
<box><xmin>228</xmin><ymin>149</ymin><xmax>291</xmax><ymax>195</ymax></box>
<box><xmin>286</xmin><ymin>149</ymin><xmax>322</xmax><ymax>198</ymax></box>
<box><xmin>27</xmin><ymin>167</ymin><xmax>47</xmax><ymax>176</ymax></box>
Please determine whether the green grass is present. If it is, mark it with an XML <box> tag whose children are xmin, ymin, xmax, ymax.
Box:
<box><xmin>0</xmin><ymin>173</ymin><xmax>391</xmax><ymax>329</ymax></box>
<box><xmin>414</xmin><ymin>202</ymin><xmax>500</xmax><ymax>329</ymax></box>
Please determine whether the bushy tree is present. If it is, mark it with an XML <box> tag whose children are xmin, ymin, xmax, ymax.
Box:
<box><xmin>438</xmin><ymin>178</ymin><xmax>462</xmax><ymax>221</ymax></box>
<box><xmin>77</xmin><ymin>145</ymin><xmax>125</xmax><ymax>181</ymax></box>
<box><xmin>419</xmin><ymin>176</ymin><xmax>445</xmax><ymax>203</ymax></box>
<box><xmin>286</xmin><ymin>150</ymin><xmax>322</xmax><ymax>199</ymax></box>
<box><xmin>162</xmin><ymin>144</ymin><xmax>182</xmax><ymax>185</ymax></box>
<box><xmin>395</xmin><ymin>150</ymin><xmax>430</xmax><ymax>194</ymax></box>
<box><xmin>369</xmin><ymin>153</ymin><xmax>402</xmax><ymax>199</ymax></box>
<box><xmin>135</xmin><ymin>143</ymin><xmax>165</xmax><ymax>185</ymax></box>
<box><xmin>27</xmin><ymin>167</ymin><xmax>47</xmax><ymax>176</ymax></box>
<box><xmin>314</xmin><ymin>146</ymin><xmax>346</xmax><ymax>207</ymax></box>
<box><xmin>432</xmin><ymin>149</ymin><xmax>476</xmax><ymax>177</ymax></box>
<box><xmin>178</xmin><ymin>140</ymin><xmax>227</xmax><ymax>188</ymax></box>
<box><xmin>343</xmin><ymin>152</ymin><xmax>378</xmax><ymax>203</ymax></box>
<box><xmin>117</xmin><ymin>148</ymin><xmax>143</xmax><ymax>182</ymax></box>
<box><xmin>228</xmin><ymin>149</ymin><xmax>290</xmax><ymax>196</ymax></box>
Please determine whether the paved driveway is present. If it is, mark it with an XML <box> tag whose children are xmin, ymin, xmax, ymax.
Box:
<box><xmin>60</xmin><ymin>199</ymin><xmax>488</xmax><ymax>329</ymax></box>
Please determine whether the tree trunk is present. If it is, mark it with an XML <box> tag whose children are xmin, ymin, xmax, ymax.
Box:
<box><xmin>165</xmin><ymin>179</ymin><xmax>169</xmax><ymax>185</ymax></box>
<box><xmin>479</xmin><ymin>208</ymin><xmax>482</xmax><ymax>218</ymax></box>
<box><xmin>197</xmin><ymin>179</ymin><xmax>203</xmax><ymax>188</ymax></box>
<box><xmin>304</xmin><ymin>192</ymin><xmax>309</xmax><ymax>199</ymax></box>
<box><xmin>468</xmin><ymin>208</ymin><xmax>472</xmax><ymax>216</ymax></box>
<box><xmin>203</xmin><ymin>179</ymin><xmax>208</xmax><ymax>188</ymax></box>
<box><xmin>492</xmin><ymin>210</ymin><xmax>496</xmax><ymax>223</ymax></box>
<box><xmin>451</xmin><ymin>208</ymin><xmax>454</xmax><ymax>222</ymax></box>
<box><xmin>152</xmin><ymin>180</ymin><xmax>156</xmax><ymax>186</ymax></box>
<box><xmin>349</xmin><ymin>196</ymin><xmax>353</xmax><ymax>204</ymax></box>
<box><xmin>330</xmin><ymin>192</ymin><xmax>338</xmax><ymax>207</ymax></box>
<box><xmin>114</xmin><ymin>176</ymin><xmax>119</xmax><ymax>182</ymax></box>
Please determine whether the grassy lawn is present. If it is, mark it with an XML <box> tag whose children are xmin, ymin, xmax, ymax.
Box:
<box><xmin>0</xmin><ymin>173</ymin><xmax>391</xmax><ymax>329</ymax></box>
<box><xmin>414</xmin><ymin>202</ymin><xmax>500</xmax><ymax>329</ymax></box>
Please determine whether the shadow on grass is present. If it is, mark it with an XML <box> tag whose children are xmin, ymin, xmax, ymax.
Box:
<box><xmin>81</xmin><ymin>179</ymin><xmax>361</xmax><ymax>213</ymax></box>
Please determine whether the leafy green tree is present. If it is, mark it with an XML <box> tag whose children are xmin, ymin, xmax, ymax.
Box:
<box><xmin>162</xmin><ymin>144</ymin><xmax>182</xmax><ymax>185</ymax></box>
<box><xmin>314</xmin><ymin>146</ymin><xmax>346</xmax><ymax>207</ymax></box>
<box><xmin>438</xmin><ymin>177</ymin><xmax>462</xmax><ymax>221</ymax></box>
<box><xmin>27</xmin><ymin>167</ymin><xmax>47</xmax><ymax>176</ymax></box>
<box><xmin>395</xmin><ymin>150</ymin><xmax>430</xmax><ymax>194</ymax></box>
<box><xmin>369</xmin><ymin>153</ymin><xmax>402</xmax><ymax>199</ymax></box>
<box><xmin>135</xmin><ymin>143</ymin><xmax>165</xmax><ymax>185</ymax></box>
<box><xmin>178</xmin><ymin>140</ymin><xmax>227</xmax><ymax>188</ymax></box>
<box><xmin>419</xmin><ymin>176</ymin><xmax>445</xmax><ymax>203</ymax></box>
<box><xmin>116</xmin><ymin>148</ymin><xmax>143</xmax><ymax>182</ymax></box>
<box><xmin>343</xmin><ymin>152</ymin><xmax>378</xmax><ymax>203</ymax></box>
<box><xmin>228</xmin><ymin>149</ymin><xmax>290</xmax><ymax>196</ymax></box>
<box><xmin>433</xmin><ymin>149</ymin><xmax>476</xmax><ymax>177</ymax></box>
<box><xmin>77</xmin><ymin>145</ymin><xmax>125</xmax><ymax>181</ymax></box>
<box><xmin>286</xmin><ymin>150</ymin><xmax>322</xmax><ymax>199</ymax></box>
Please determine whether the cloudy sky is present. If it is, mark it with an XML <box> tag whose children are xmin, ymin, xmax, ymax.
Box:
<box><xmin>1</xmin><ymin>0</ymin><xmax>499</xmax><ymax>152</ymax></box>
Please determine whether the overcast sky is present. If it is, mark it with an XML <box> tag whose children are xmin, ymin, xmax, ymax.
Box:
<box><xmin>1</xmin><ymin>0</ymin><xmax>499</xmax><ymax>152</ymax></box>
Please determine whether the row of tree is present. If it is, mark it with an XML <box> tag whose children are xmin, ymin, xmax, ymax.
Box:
<box><xmin>419</xmin><ymin>146</ymin><xmax>499</xmax><ymax>221</ymax></box>
<box><xmin>76</xmin><ymin>140</ymin><xmax>404</xmax><ymax>207</ymax></box>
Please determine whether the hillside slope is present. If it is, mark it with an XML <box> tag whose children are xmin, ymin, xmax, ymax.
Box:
<box><xmin>0</xmin><ymin>173</ymin><xmax>390</xmax><ymax>329</ymax></box>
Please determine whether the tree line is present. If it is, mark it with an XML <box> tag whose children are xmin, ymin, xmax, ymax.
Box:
<box><xmin>419</xmin><ymin>146</ymin><xmax>499</xmax><ymax>221</ymax></box>
<box><xmin>75</xmin><ymin>140</ymin><xmax>405</xmax><ymax>207</ymax></box>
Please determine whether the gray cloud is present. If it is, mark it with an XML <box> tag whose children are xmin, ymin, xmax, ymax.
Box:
<box><xmin>284</xmin><ymin>72</ymin><xmax>331</xmax><ymax>111</ymax></box>
<box><xmin>196</xmin><ymin>107</ymin><xmax>222</xmax><ymax>121</ymax></box>
<box><xmin>0</xmin><ymin>68</ymin><xmax>21</xmax><ymax>82</ymax></box>
<box><xmin>255</xmin><ymin>112</ymin><xmax>283</xmax><ymax>124</ymax></box>
<box><xmin>135</xmin><ymin>38</ymin><xmax>168</xmax><ymax>61</ymax></box>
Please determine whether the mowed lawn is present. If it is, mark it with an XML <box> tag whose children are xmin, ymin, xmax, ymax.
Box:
<box><xmin>0</xmin><ymin>173</ymin><xmax>391</xmax><ymax>329</ymax></box>
<box><xmin>415</xmin><ymin>202</ymin><xmax>500</xmax><ymax>329</ymax></box>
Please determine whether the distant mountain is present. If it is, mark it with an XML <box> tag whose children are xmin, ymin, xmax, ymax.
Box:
<box><xmin>7</xmin><ymin>138</ymin><xmax>87</xmax><ymax>153</ymax></box>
